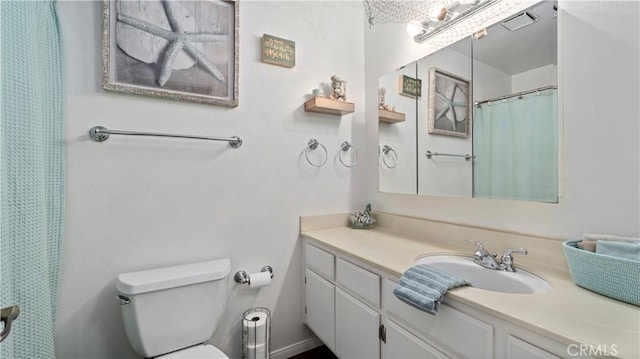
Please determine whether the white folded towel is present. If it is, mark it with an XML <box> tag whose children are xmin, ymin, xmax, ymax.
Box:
<box><xmin>583</xmin><ymin>233</ymin><xmax>640</xmax><ymax>243</ymax></box>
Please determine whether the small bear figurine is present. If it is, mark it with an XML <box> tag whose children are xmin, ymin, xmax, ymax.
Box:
<box><xmin>330</xmin><ymin>75</ymin><xmax>347</xmax><ymax>101</ymax></box>
<box><xmin>378</xmin><ymin>88</ymin><xmax>386</xmax><ymax>109</ymax></box>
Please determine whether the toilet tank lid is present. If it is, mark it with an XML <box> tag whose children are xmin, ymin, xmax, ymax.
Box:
<box><xmin>116</xmin><ymin>259</ymin><xmax>231</xmax><ymax>295</ymax></box>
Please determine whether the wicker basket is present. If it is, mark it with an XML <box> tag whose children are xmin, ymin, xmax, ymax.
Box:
<box><xmin>562</xmin><ymin>240</ymin><xmax>640</xmax><ymax>306</ymax></box>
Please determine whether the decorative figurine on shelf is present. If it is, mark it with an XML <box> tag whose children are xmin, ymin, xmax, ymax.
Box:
<box><xmin>330</xmin><ymin>75</ymin><xmax>347</xmax><ymax>101</ymax></box>
<box><xmin>350</xmin><ymin>203</ymin><xmax>376</xmax><ymax>229</ymax></box>
<box><xmin>378</xmin><ymin>88</ymin><xmax>386</xmax><ymax>109</ymax></box>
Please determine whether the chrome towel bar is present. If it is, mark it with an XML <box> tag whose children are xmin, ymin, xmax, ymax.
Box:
<box><xmin>426</xmin><ymin>150</ymin><xmax>475</xmax><ymax>161</ymax></box>
<box><xmin>89</xmin><ymin>126</ymin><xmax>243</xmax><ymax>148</ymax></box>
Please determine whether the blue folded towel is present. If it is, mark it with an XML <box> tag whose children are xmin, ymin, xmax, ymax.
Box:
<box><xmin>393</xmin><ymin>265</ymin><xmax>470</xmax><ymax>315</ymax></box>
<box><xmin>596</xmin><ymin>240</ymin><xmax>640</xmax><ymax>261</ymax></box>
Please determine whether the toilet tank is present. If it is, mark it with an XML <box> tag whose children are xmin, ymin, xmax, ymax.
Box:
<box><xmin>116</xmin><ymin>259</ymin><xmax>231</xmax><ymax>358</ymax></box>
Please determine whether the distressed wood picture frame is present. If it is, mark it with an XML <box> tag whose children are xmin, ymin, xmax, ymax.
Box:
<box><xmin>102</xmin><ymin>0</ymin><xmax>239</xmax><ymax>107</ymax></box>
<box><xmin>428</xmin><ymin>67</ymin><xmax>470</xmax><ymax>137</ymax></box>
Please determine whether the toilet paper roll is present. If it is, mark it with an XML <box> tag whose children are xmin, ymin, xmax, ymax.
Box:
<box><xmin>243</xmin><ymin>311</ymin><xmax>268</xmax><ymax>346</ymax></box>
<box><xmin>248</xmin><ymin>271</ymin><xmax>272</xmax><ymax>288</ymax></box>
<box><xmin>247</xmin><ymin>343</ymin><xmax>266</xmax><ymax>359</ymax></box>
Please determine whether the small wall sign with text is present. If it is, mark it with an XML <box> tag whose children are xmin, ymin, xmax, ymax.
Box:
<box><xmin>399</xmin><ymin>75</ymin><xmax>422</xmax><ymax>98</ymax></box>
<box><xmin>261</xmin><ymin>34</ymin><xmax>295</xmax><ymax>68</ymax></box>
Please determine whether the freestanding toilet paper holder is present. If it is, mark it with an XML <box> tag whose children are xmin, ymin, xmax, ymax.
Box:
<box><xmin>234</xmin><ymin>266</ymin><xmax>273</xmax><ymax>285</ymax></box>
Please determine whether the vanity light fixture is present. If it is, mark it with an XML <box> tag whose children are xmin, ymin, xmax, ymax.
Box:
<box><xmin>364</xmin><ymin>0</ymin><xmax>520</xmax><ymax>44</ymax></box>
<box><xmin>406</xmin><ymin>21</ymin><xmax>425</xmax><ymax>37</ymax></box>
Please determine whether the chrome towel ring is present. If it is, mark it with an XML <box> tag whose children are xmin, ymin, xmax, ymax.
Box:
<box><xmin>305</xmin><ymin>139</ymin><xmax>328</xmax><ymax>167</ymax></box>
<box><xmin>339</xmin><ymin>141</ymin><xmax>358</xmax><ymax>168</ymax></box>
<box><xmin>381</xmin><ymin>145</ymin><xmax>398</xmax><ymax>168</ymax></box>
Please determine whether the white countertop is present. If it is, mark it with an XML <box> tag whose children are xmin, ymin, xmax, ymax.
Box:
<box><xmin>301</xmin><ymin>222</ymin><xmax>640</xmax><ymax>358</ymax></box>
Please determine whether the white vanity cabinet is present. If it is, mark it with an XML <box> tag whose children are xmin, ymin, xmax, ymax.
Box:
<box><xmin>304</xmin><ymin>243</ymin><xmax>381</xmax><ymax>358</ymax></box>
<box><xmin>304</xmin><ymin>242</ymin><xmax>447</xmax><ymax>359</ymax></box>
<box><xmin>382</xmin><ymin>278</ymin><xmax>493</xmax><ymax>358</ymax></box>
<box><xmin>303</xmin><ymin>239</ymin><xmax>568</xmax><ymax>359</ymax></box>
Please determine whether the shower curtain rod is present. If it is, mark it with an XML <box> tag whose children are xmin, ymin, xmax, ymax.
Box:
<box><xmin>475</xmin><ymin>85</ymin><xmax>557</xmax><ymax>106</ymax></box>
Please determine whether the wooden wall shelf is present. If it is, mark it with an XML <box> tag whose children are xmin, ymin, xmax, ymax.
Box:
<box><xmin>378</xmin><ymin>109</ymin><xmax>406</xmax><ymax>124</ymax></box>
<box><xmin>304</xmin><ymin>97</ymin><xmax>355</xmax><ymax>115</ymax></box>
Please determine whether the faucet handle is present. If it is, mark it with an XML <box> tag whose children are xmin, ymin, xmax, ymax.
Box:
<box><xmin>465</xmin><ymin>239</ymin><xmax>485</xmax><ymax>251</ymax></box>
<box><xmin>503</xmin><ymin>248</ymin><xmax>528</xmax><ymax>257</ymax></box>
<box><xmin>501</xmin><ymin>248</ymin><xmax>527</xmax><ymax>272</ymax></box>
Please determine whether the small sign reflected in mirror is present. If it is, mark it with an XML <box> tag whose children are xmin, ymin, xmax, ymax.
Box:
<box><xmin>428</xmin><ymin>67</ymin><xmax>470</xmax><ymax>138</ymax></box>
<box><xmin>398</xmin><ymin>75</ymin><xmax>422</xmax><ymax>98</ymax></box>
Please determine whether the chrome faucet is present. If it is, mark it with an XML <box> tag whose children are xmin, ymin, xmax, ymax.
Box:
<box><xmin>465</xmin><ymin>239</ymin><xmax>528</xmax><ymax>272</ymax></box>
<box><xmin>500</xmin><ymin>248</ymin><xmax>528</xmax><ymax>272</ymax></box>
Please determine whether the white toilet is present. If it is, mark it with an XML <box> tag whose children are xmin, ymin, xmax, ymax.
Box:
<box><xmin>116</xmin><ymin>258</ymin><xmax>231</xmax><ymax>358</ymax></box>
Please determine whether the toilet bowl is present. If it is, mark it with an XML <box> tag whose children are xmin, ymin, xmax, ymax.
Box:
<box><xmin>116</xmin><ymin>259</ymin><xmax>231</xmax><ymax>358</ymax></box>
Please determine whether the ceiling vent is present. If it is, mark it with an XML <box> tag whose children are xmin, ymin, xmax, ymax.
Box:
<box><xmin>501</xmin><ymin>11</ymin><xmax>539</xmax><ymax>31</ymax></box>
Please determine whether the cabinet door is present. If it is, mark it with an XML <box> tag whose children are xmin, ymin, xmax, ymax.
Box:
<box><xmin>382</xmin><ymin>320</ymin><xmax>449</xmax><ymax>359</ymax></box>
<box><xmin>506</xmin><ymin>336</ymin><xmax>561</xmax><ymax>359</ymax></box>
<box><xmin>335</xmin><ymin>287</ymin><xmax>380</xmax><ymax>359</ymax></box>
<box><xmin>305</xmin><ymin>268</ymin><xmax>335</xmax><ymax>350</ymax></box>
<box><xmin>383</xmin><ymin>279</ymin><xmax>493</xmax><ymax>358</ymax></box>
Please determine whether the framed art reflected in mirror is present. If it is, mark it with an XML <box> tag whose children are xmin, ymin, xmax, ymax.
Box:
<box><xmin>427</xmin><ymin>67</ymin><xmax>470</xmax><ymax>138</ymax></box>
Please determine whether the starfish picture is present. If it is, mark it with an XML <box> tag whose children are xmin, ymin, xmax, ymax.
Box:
<box><xmin>116</xmin><ymin>0</ymin><xmax>228</xmax><ymax>87</ymax></box>
<box><xmin>428</xmin><ymin>67</ymin><xmax>470</xmax><ymax>137</ymax></box>
<box><xmin>434</xmin><ymin>84</ymin><xmax>468</xmax><ymax>131</ymax></box>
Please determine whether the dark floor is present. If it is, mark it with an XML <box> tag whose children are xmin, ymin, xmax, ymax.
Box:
<box><xmin>288</xmin><ymin>345</ymin><xmax>338</xmax><ymax>359</ymax></box>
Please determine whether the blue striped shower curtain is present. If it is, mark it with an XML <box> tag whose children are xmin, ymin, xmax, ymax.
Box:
<box><xmin>1</xmin><ymin>1</ymin><xmax>65</xmax><ymax>358</ymax></box>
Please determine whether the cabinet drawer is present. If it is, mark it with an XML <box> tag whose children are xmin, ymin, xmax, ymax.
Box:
<box><xmin>383</xmin><ymin>279</ymin><xmax>493</xmax><ymax>358</ymax></box>
<box><xmin>305</xmin><ymin>243</ymin><xmax>335</xmax><ymax>281</ymax></box>
<box><xmin>506</xmin><ymin>336</ymin><xmax>561</xmax><ymax>359</ymax></box>
<box><xmin>336</xmin><ymin>257</ymin><xmax>380</xmax><ymax>307</ymax></box>
<box><xmin>383</xmin><ymin>319</ymin><xmax>449</xmax><ymax>359</ymax></box>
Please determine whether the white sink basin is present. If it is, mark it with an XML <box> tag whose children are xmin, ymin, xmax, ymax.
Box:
<box><xmin>415</xmin><ymin>255</ymin><xmax>552</xmax><ymax>294</ymax></box>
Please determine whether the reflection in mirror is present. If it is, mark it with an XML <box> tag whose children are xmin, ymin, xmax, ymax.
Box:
<box><xmin>418</xmin><ymin>36</ymin><xmax>473</xmax><ymax>197</ymax></box>
<box><xmin>378</xmin><ymin>62</ymin><xmax>418</xmax><ymax>194</ymax></box>
<box><xmin>472</xmin><ymin>1</ymin><xmax>558</xmax><ymax>202</ymax></box>
<box><xmin>377</xmin><ymin>0</ymin><xmax>559</xmax><ymax>203</ymax></box>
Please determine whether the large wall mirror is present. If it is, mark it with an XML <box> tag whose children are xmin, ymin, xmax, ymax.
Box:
<box><xmin>378</xmin><ymin>0</ymin><xmax>559</xmax><ymax>203</ymax></box>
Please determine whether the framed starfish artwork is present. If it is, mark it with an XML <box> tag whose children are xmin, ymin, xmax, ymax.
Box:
<box><xmin>102</xmin><ymin>0</ymin><xmax>239</xmax><ymax>107</ymax></box>
<box><xmin>427</xmin><ymin>67</ymin><xmax>470</xmax><ymax>137</ymax></box>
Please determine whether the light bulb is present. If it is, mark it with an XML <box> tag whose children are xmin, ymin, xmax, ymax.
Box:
<box><xmin>406</xmin><ymin>21</ymin><xmax>424</xmax><ymax>36</ymax></box>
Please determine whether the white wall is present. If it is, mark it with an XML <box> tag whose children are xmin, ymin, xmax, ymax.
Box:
<box><xmin>365</xmin><ymin>0</ymin><xmax>639</xmax><ymax>239</ymax></box>
<box><xmin>512</xmin><ymin>64</ymin><xmax>558</xmax><ymax>92</ymax></box>
<box><xmin>378</xmin><ymin>65</ymin><xmax>418</xmax><ymax>194</ymax></box>
<box><xmin>55</xmin><ymin>1</ymin><xmax>363</xmax><ymax>358</ymax></box>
